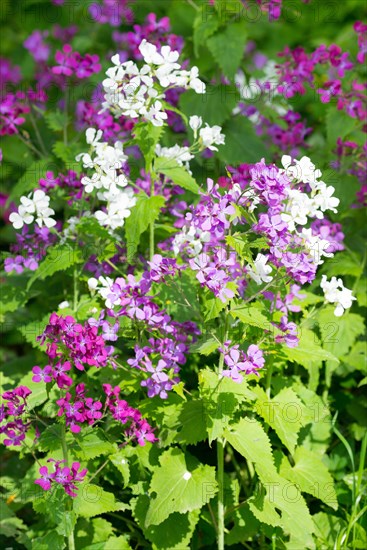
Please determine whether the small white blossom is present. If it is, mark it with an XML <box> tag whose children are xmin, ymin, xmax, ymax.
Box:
<box><xmin>9</xmin><ymin>190</ymin><xmax>56</xmax><ymax>230</ymax></box>
<box><xmin>58</xmin><ymin>301</ymin><xmax>70</xmax><ymax>309</ymax></box>
<box><xmin>301</xmin><ymin>228</ymin><xmax>334</xmax><ymax>265</ymax></box>
<box><xmin>320</xmin><ymin>275</ymin><xmax>356</xmax><ymax>317</ymax></box>
<box><xmin>189</xmin><ymin>115</ymin><xmax>203</xmax><ymax>137</ymax></box>
<box><xmin>199</xmin><ymin>124</ymin><xmax>225</xmax><ymax>151</ymax></box>
<box><xmin>281</xmin><ymin>155</ymin><xmax>322</xmax><ymax>187</ymax></box>
<box><xmin>247</xmin><ymin>253</ymin><xmax>273</xmax><ymax>285</ymax></box>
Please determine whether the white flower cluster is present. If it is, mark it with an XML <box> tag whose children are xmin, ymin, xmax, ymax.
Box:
<box><xmin>155</xmin><ymin>144</ymin><xmax>194</xmax><ymax>169</ymax></box>
<box><xmin>102</xmin><ymin>39</ymin><xmax>205</xmax><ymax>127</ymax></box>
<box><xmin>9</xmin><ymin>190</ymin><xmax>56</xmax><ymax>230</ymax></box>
<box><xmin>281</xmin><ymin>155</ymin><xmax>340</xmax><ymax>265</ymax></box>
<box><xmin>88</xmin><ymin>276</ymin><xmax>115</xmax><ymax>308</ymax></box>
<box><xmin>189</xmin><ymin>116</ymin><xmax>225</xmax><ymax>151</ymax></box>
<box><xmin>76</xmin><ymin>128</ymin><xmax>136</xmax><ymax>230</ymax></box>
<box><xmin>247</xmin><ymin>253</ymin><xmax>273</xmax><ymax>285</ymax></box>
<box><xmin>172</xmin><ymin>226</ymin><xmax>211</xmax><ymax>257</ymax></box>
<box><xmin>320</xmin><ymin>275</ymin><xmax>356</xmax><ymax>317</ymax></box>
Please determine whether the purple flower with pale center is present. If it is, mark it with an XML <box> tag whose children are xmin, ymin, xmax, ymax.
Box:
<box><xmin>32</xmin><ymin>365</ymin><xmax>53</xmax><ymax>383</ymax></box>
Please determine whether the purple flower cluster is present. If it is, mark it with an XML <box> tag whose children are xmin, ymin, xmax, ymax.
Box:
<box><xmin>56</xmin><ymin>383</ymin><xmax>103</xmax><ymax>433</ymax></box>
<box><xmin>51</xmin><ymin>44</ymin><xmax>101</xmax><ymax>79</ymax></box>
<box><xmin>310</xmin><ymin>219</ymin><xmax>345</xmax><ymax>253</ymax></box>
<box><xmin>103</xmin><ymin>384</ymin><xmax>157</xmax><ymax>445</ymax></box>
<box><xmin>24</xmin><ymin>31</ymin><xmax>50</xmax><ymax>63</ymax></box>
<box><xmin>219</xmin><ymin>342</ymin><xmax>265</xmax><ymax>383</ymax></box>
<box><xmin>0</xmin><ymin>93</ymin><xmax>30</xmax><ymax>136</ymax></box>
<box><xmin>354</xmin><ymin>21</ymin><xmax>367</xmax><ymax>64</ymax></box>
<box><xmin>76</xmin><ymin>100</ymin><xmax>130</xmax><ymax>142</ymax></box>
<box><xmin>4</xmin><ymin>224</ymin><xmax>58</xmax><ymax>274</ymax></box>
<box><xmin>89</xmin><ymin>0</ymin><xmax>134</xmax><ymax>27</ymax></box>
<box><xmin>35</xmin><ymin>459</ymin><xmax>87</xmax><ymax>497</ymax></box>
<box><xmin>38</xmin><ymin>313</ymin><xmax>114</xmax><ymax>375</ymax></box>
<box><xmin>0</xmin><ymin>386</ymin><xmax>32</xmax><ymax>446</ymax></box>
<box><xmin>0</xmin><ymin>58</ymin><xmax>21</xmax><ymax>87</ymax></box>
<box><xmin>39</xmin><ymin>170</ymin><xmax>84</xmax><ymax>202</ymax></box>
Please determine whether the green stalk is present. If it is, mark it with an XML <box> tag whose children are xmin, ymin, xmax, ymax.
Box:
<box><xmin>149</xmin><ymin>170</ymin><xmax>155</xmax><ymax>261</ymax></box>
<box><xmin>60</xmin><ymin>425</ymin><xmax>76</xmax><ymax>550</ymax></box>
<box><xmin>217</xmin><ymin>438</ymin><xmax>225</xmax><ymax>550</ymax></box>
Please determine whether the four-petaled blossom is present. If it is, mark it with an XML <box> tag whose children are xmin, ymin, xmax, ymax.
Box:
<box><xmin>320</xmin><ymin>275</ymin><xmax>356</xmax><ymax>316</ymax></box>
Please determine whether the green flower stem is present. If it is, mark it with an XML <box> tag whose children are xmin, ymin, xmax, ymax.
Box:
<box><xmin>217</xmin><ymin>438</ymin><xmax>225</xmax><ymax>550</ymax></box>
<box><xmin>216</xmin><ymin>309</ymin><xmax>230</xmax><ymax>550</ymax></box>
<box><xmin>60</xmin><ymin>425</ymin><xmax>76</xmax><ymax>550</ymax></box>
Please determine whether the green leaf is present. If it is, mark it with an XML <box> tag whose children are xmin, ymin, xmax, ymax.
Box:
<box><xmin>38</xmin><ymin>425</ymin><xmax>63</xmax><ymax>452</ymax></box>
<box><xmin>17</xmin><ymin>371</ymin><xmax>48</xmax><ymax>410</ymax></box>
<box><xmin>154</xmin><ymin>157</ymin><xmax>200</xmax><ymax>194</ymax></box>
<box><xmin>218</xmin><ymin>117</ymin><xmax>270</xmax><ymax>165</ymax></box>
<box><xmin>316</xmin><ymin>307</ymin><xmax>365</xmax><ymax>358</ymax></box>
<box><xmin>253</xmin><ymin>386</ymin><xmax>310</xmax><ymax>453</ymax></box>
<box><xmin>109</xmin><ymin>450</ymin><xmax>130</xmax><ymax>487</ymax></box>
<box><xmin>133</xmin><ymin>122</ymin><xmax>163</xmax><ymax>170</ymax></box>
<box><xmin>32</xmin><ymin>532</ymin><xmax>65</xmax><ymax>550</ymax></box>
<box><xmin>44</xmin><ymin>110</ymin><xmax>68</xmax><ymax>132</ymax></box>
<box><xmin>326</xmin><ymin>107</ymin><xmax>356</xmax><ymax>146</ymax></box>
<box><xmin>230</xmin><ymin>303</ymin><xmax>275</xmax><ymax>332</ymax></box>
<box><xmin>0</xmin><ymin>283</ymin><xmax>27</xmax><ymax>320</ymax></box>
<box><xmin>125</xmin><ymin>194</ymin><xmax>166</xmax><ymax>262</ymax></box>
<box><xmin>73</xmin><ymin>483</ymin><xmax>129</xmax><ymax>518</ymax></box>
<box><xmin>53</xmin><ymin>141</ymin><xmax>84</xmax><ymax>170</ymax></box>
<box><xmin>132</xmin><ymin>495</ymin><xmax>200</xmax><ymax>550</ymax></box>
<box><xmin>193</xmin><ymin>6</ymin><xmax>220</xmax><ymax>57</ymax></box>
<box><xmin>200</xmin><ymin>368</ymin><xmax>255</xmax><ymax>444</ymax></box>
<box><xmin>73</xmin><ymin>429</ymin><xmax>116</xmax><ymax>460</ymax></box>
<box><xmin>203</xmin><ymin>293</ymin><xmax>226</xmax><ymax>321</ymax></box>
<box><xmin>279</xmin><ymin>447</ymin><xmax>338</xmax><ymax>510</ymax></box>
<box><xmin>225</xmin><ymin>419</ymin><xmax>315</xmax><ymax>547</ymax></box>
<box><xmin>207</xmin><ymin>21</ymin><xmax>247</xmax><ymax>79</ymax></box>
<box><xmin>174</xmin><ymin>400</ymin><xmax>208</xmax><ymax>445</ymax></box>
<box><xmin>191</xmin><ymin>337</ymin><xmax>219</xmax><ymax>355</ymax></box>
<box><xmin>145</xmin><ymin>448</ymin><xmax>217</xmax><ymax>526</ymax></box>
<box><xmin>9</xmin><ymin>157</ymin><xmax>54</xmax><ymax>200</ymax></box>
<box><xmin>18</xmin><ymin>315</ymin><xmax>50</xmax><ymax>349</ymax></box>
<box><xmin>179</xmin><ymin>85</ymin><xmax>239</xmax><ymax>127</ymax></box>
<box><xmin>27</xmin><ymin>245</ymin><xmax>83</xmax><ymax>290</ymax></box>
<box><xmin>282</xmin><ymin>329</ymin><xmax>339</xmax><ymax>370</ymax></box>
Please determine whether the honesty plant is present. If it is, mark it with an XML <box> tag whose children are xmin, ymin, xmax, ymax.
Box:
<box><xmin>1</xmin><ymin>3</ymin><xmax>366</xmax><ymax>550</ymax></box>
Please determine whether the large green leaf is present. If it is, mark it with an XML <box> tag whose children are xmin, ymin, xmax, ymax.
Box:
<box><xmin>218</xmin><ymin>117</ymin><xmax>270</xmax><ymax>165</ymax></box>
<box><xmin>199</xmin><ymin>368</ymin><xmax>255</xmax><ymax>444</ymax></box>
<box><xmin>316</xmin><ymin>307</ymin><xmax>365</xmax><ymax>358</ymax></box>
<box><xmin>282</xmin><ymin>329</ymin><xmax>339</xmax><ymax>370</ymax></box>
<box><xmin>193</xmin><ymin>6</ymin><xmax>220</xmax><ymax>56</ymax></box>
<box><xmin>154</xmin><ymin>158</ymin><xmax>200</xmax><ymax>194</ymax></box>
<box><xmin>27</xmin><ymin>245</ymin><xmax>83</xmax><ymax>290</ymax></box>
<box><xmin>125</xmin><ymin>194</ymin><xmax>166</xmax><ymax>262</ymax></box>
<box><xmin>326</xmin><ymin>107</ymin><xmax>356</xmax><ymax>146</ymax></box>
<box><xmin>73</xmin><ymin>483</ymin><xmax>128</xmax><ymax>518</ymax></box>
<box><xmin>73</xmin><ymin>429</ymin><xmax>116</xmax><ymax>460</ymax></box>
<box><xmin>279</xmin><ymin>447</ymin><xmax>338</xmax><ymax>510</ymax></box>
<box><xmin>145</xmin><ymin>448</ymin><xmax>217</xmax><ymax>526</ymax></box>
<box><xmin>207</xmin><ymin>21</ymin><xmax>247</xmax><ymax>80</ymax></box>
<box><xmin>253</xmin><ymin>386</ymin><xmax>310</xmax><ymax>453</ymax></box>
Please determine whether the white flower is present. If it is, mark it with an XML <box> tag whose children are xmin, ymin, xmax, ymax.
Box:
<box><xmin>313</xmin><ymin>181</ymin><xmax>339</xmax><ymax>213</ymax></box>
<box><xmin>281</xmin><ymin>155</ymin><xmax>322</xmax><ymax>187</ymax></box>
<box><xmin>88</xmin><ymin>277</ymin><xmax>99</xmax><ymax>291</ymax></box>
<box><xmin>155</xmin><ymin>144</ymin><xmax>194</xmax><ymax>167</ymax></box>
<box><xmin>199</xmin><ymin>124</ymin><xmax>225</xmax><ymax>151</ymax></box>
<box><xmin>58</xmin><ymin>301</ymin><xmax>70</xmax><ymax>309</ymax></box>
<box><xmin>189</xmin><ymin>115</ymin><xmax>203</xmax><ymax>137</ymax></box>
<box><xmin>141</xmin><ymin>100</ymin><xmax>168</xmax><ymax>126</ymax></box>
<box><xmin>189</xmin><ymin>66</ymin><xmax>206</xmax><ymax>94</ymax></box>
<box><xmin>301</xmin><ymin>228</ymin><xmax>334</xmax><ymax>265</ymax></box>
<box><xmin>247</xmin><ymin>253</ymin><xmax>273</xmax><ymax>285</ymax></box>
<box><xmin>9</xmin><ymin>190</ymin><xmax>56</xmax><ymax>230</ymax></box>
<box><xmin>86</xmin><ymin>128</ymin><xmax>103</xmax><ymax>146</ymax></box>
<box><xmin>9</xmin><ymin>207</ymin><xmax>34</xmax><ymax>229</ymax></box>
<box><xmin>320</xmin><ymin>275</ymin><xmax>356</xmax><ymax>316</ymax></box>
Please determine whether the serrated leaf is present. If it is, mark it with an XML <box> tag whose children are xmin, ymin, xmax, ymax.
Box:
<box><xmin>132</xmin><ymin>495</ymin><xmax>200</xmax><ymax>550</ymax></box>
<box><xmin>207</xmin><ymin>22</ymin><xmax>247</xmax><ymax>80</ymax></box>
<box><xmin>226</xmin><ymin>419</ymin><xmax>315</xmax><ymax>547</ymax></box>
<box><xmin>17</xmin><ymin>371</ymin><xmax>48</xmax><ymax>410</ymax></box>
<box><xmin>133</xmin><ymin>122</ymin><xmax>163</xmax><ymax>170</ymax></box>
<box><xmin>145</xmin><ymin>448</ymin><xmax>217</xmax><ymax>526</ymax></box>
<box><xmin>74</xmin><ymin>430</ymin><xmax>115</xmax><ymax>460</ymax></box>
<box><xmin>193</xmin><ymin>7</ymin><xmax>220</xmax><ymax>56</ymax></box>
<box><xmin>38</xmin><ymin>425</ymin><xmax>63</xmax><ymax>452</ymax></box>
<box><xmin>218</xmin><ymin>117</ymin><xmax>270</xmax><ymax>165</ymax></box>
<box><xmin>253</xmin><ymin>386</ymin><xmax>309</xmax><ymax>453</ymax></box>
<box><xmin>31</xmin><ymin>532</ymin><xmax>65</xmax><ymax>550</ymax></box>
<box><xmin>73</xmin><ymin>483</ymin><xmax>129</xmax><ymax>518</ymax></box>
<box><xmin>200</xmin><ymin>368</ymin><xmax>256</xmax><ymax>444</ymax></box>
<box><xmin>44</xmin><ymin>110</ymin><xmax>68</xmax><ymax>132</ymax></box>
<box><xmin>204</xmin><ymin>293</ymin><xmax>226</xmax><ymax>321</ymax></box>
<box><xmin>231</xmin><ymin>303</ymin><xmax>275</xmax><ymax>332</ymax></box>
<box><xmin>316</xmin><ymin>307</ymin><xmax>365</xmax><ymax>358</ymax></box>
<box><xmin>0</xmin><ymin>283</ymin><xmax>27</xmax><ymax>319</ymax></box>
<box><xmin>154</xmin><ymin>157</ymin><xmax>200</xmax><ymax>194</ymax></box>
<box><xmin>282</xmin><ymin>329</ymin><xmax>339</xmax><ymax>370</ymax></box>
<box><xmin>191</xmin><ymin>337</ymin><xmax>219</xmax><ymax>355</ymax></box>
<box><xmin>125</xmin><ymin>194</ymin><xmax>166</xmax><ymax>262</ymax></box>
<box><xmin>279</xmin><ymin>447</ymin><xmax>338</xmax><ymax>510</ymax></box>
<box><xmin>27</xmin><ymin>245</ymin><xmax>83</xmax><ymax>290</ymax></box>
<box><xmin>109</xmin><ymin>450</ymin><xmax>130</xmax><ymax>486</ymax></box>
<box><xmin>174</xmin><ymin>400</ymin><xmax>207</xmax><ymax>445</ymax></box>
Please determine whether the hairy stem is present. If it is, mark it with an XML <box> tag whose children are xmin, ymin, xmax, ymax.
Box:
<box><xmin>61</xmin><ymin>426</ymin><xmax>76</xmax><ymax>550</ymax></box>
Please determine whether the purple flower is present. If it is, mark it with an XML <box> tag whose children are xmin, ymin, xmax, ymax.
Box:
<box><xmin>32</xmin><ymin>365</ymin><xmax>53</xmax><ymax>383</ymax></box>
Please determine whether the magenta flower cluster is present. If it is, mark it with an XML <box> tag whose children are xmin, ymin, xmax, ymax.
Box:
<box><xmin>35</xmin><ymin>459</ymin><xmax>87</xmax><ymax>498</ymax></box>
<box><xmin>0</xmin><ymin>387</ymin><xmax>32</xmax><ymax>446</ymax></box>
<box><xmin>51</xmin><ymin>44</ymin><xmax>101</xmax><ymax>79</ymax></box>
